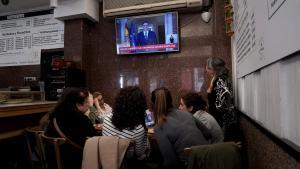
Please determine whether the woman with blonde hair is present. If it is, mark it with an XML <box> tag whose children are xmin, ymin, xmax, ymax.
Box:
<box><xmin>92</xmin><ymin>92</ymin><xmax>112</xmax><ymax>117</ymax></box>
<box><xmin>151</xmin><ymin>87</ymin><xmax>208</xmax><ymax>169</ymax></box>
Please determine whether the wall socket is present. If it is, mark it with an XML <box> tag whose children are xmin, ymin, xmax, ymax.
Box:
<box><xmin>24</xmin><ymin>77</ymin><xmax>37</xmax><ymax>81</ymax></box>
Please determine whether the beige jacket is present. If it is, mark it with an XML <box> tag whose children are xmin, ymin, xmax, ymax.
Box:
<box><xmin>81</xmin><ymin>136</ymin><xmax>130</xmax><ymax>169</ymax></box>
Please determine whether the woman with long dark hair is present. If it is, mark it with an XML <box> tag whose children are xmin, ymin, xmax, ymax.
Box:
<box><xmin>45</xmin><ymin>87</ymin><xmax>98</xmax><ymax>169</ymax></box>
<box><xmin>152</xmin><ymin>87</ymin><xmax>208</xmax><ymax>169</ymax></box>
<box><xmin>206</xmin><ymin>56</ymin><xmax>239</xmax><ymax>141</ymax></box>
<box><xmin>102</xmin><ymin>86</ymin><xmax>149</xmax><ymax>160</ymax></box>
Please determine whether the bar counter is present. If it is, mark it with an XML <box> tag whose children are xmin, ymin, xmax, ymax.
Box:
<box><xmin>0</xmin><ymin>101</ymin><xmax>56</xmax><ymax>140</ymax></box>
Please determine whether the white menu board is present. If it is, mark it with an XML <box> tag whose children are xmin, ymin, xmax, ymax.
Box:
<box><xmin>0</xmin><ymin>10</ymin><xmax>64</xmax><ymax>67</ymax></box>
<box><xmin>233</xmin><ymin>0</ymin><xmax>300</xmax><ymax>77</ymax></box>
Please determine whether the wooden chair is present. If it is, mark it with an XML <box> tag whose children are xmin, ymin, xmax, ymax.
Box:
<box><xmin>40</xmin><ymin>133</ymin><xmax>66</xmax><ymax>169</ymax></box>
<box><xmin>24</xmin><ymin>128</ymin><xmax>47</xmax><ymax>169</ymax></box>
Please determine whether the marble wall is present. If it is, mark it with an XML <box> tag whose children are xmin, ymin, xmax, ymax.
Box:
<box><xmin>240</xmin><ymin>116</ymin><xmax>300</xmax><ymax>169</ymax></box>
<box><xmin>65</xmin><ymin>1</ymin><xmax>232</xmax><ymax>106</ymax></box>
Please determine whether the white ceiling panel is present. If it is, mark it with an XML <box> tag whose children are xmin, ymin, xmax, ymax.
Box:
<box><xmin>0</xmin><ymin>0</ymin><xmax>52</xmax><ymax>15</ymax></box>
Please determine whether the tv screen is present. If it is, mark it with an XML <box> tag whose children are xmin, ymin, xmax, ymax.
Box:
<box><xmin>115</xmin><ymin>12</ymin><xmax>179</xmax><ymax>55</ymax></box>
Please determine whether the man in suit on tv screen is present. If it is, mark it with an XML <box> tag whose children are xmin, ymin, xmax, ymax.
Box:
<box><xmin>136</xmin><ymin>22</ymin><xmax>158</xmax><ymax>46</ymax></box>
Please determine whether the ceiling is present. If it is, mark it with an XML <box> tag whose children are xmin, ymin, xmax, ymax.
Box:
<box><xmin>0</xmin><ymin>0</ymin><xmax>51</xmax><ymax>16</ymax></box>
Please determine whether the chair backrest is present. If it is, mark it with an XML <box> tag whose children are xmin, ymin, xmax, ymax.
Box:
<box><xmin>124</xmin><ymin>140</ymin><xmax>136</xmax><ymax>159</ymax></box>
<box><xmin>184</xmin><ymin>142</ymin><xmax>242</xmax><ymax>169</ymax></box>
<box><xmin>184</xmin><ymin>141</ymin><xmax>242</xmax><ymax>155</ymax></box>
<box><xmin>24</xmin><ymin>128</ymin><xmax>46</xmax><ymax>169</ymax></box>
<box><xmin>121</xmin><ymin>140</ymin><xmax>137</xmax><ymax>169</ymax></box>
<box><xmin>40</xmin><ymin>133</ymin><xmax>66</xmax><ymax>169</ymax></box>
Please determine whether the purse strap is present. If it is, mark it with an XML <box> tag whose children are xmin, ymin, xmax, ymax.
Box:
<box><xmin>53</xmin><ymin>118</ymin><xmax>83</xmax><ymax>150</ymax></box>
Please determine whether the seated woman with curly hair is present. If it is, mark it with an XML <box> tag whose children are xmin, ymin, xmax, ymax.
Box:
<box><xmin>102</xmin><ymin>86</ymin><xmax>149</xmax><ymax>161</ymax></box>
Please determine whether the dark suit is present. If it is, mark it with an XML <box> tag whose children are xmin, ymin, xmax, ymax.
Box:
<box><xmin>136</xmin><ymin>30</ymin><xmax>158</xmax><ymax>46</ymax></box>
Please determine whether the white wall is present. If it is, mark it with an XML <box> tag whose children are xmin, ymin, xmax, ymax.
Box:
<box><xmin>54</xmin><ymin>0</ymin><xmax>99</xmax><ymax>22</ymax></box>
<box><xmin>236</xmin><ymin>53</ymin><xmax>300</xmax><ymax>147</ymax></box>
<box><xmin>231</xmin><ymin>0</ymin><xmax>300</xmax><ymax>148</ymax></box>
<box><xmin>232</xmin><ymin>0</ymin><xmax>300</xmax><ymax>77</ymax></box>
<box><xmin>0</xmin><ymin>0</ymin><xmax>51</xmax><ymax>15</ymax></box>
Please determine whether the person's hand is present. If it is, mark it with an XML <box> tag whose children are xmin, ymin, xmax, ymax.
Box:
<box><xmin>84</xmin><ymin>109</ymin><xmax>90</xmax><ymax>116</ymax></box>
<box><xmin>94</xmin><ymin>98</ymin><xmax>102</xmax><ymax>115</ymax></box>
<box><xmin>94</xmin><ymin>98</ymin><xmax>99</xmax><ymax>105</ymax></box>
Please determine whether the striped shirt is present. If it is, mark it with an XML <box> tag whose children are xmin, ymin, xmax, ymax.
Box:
<box><xmin>102</xmin><ymin>113</ymin><xmax>149</xmax><ymax>159</ymax></box>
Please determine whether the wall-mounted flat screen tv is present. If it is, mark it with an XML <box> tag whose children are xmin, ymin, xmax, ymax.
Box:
<box><xmin>115</xmin><ymin>12</ymin><xmax>179</xmax><ymax>55</ymax></box>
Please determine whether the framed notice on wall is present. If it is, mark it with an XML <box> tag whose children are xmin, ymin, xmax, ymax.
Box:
<box><xmin>0</xmin><ymin>10</ymin><xmax>64</xmax><ymax>67</ymax></box>
<box><xmin>233</xmin><ymin>0</ymin><xmax>300</xmax><ymax>77</ymax></box>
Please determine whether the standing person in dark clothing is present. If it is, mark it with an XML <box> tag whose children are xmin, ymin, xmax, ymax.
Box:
<box><xmin>206</xmin><ymin>57</ymin><xmax>239</xmax><ymax>141</ymax></box>
<box><xmin>45</xmin><ymin>88</ymin><xmax>98</xmax><ymax>169</ymax></box>
<box><xmin>151</xmin><ymin>87</ymin><xmax>208</xmax><ymax>169</ymax></box>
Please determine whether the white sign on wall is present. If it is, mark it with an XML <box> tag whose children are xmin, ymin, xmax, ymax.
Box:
<box><xmin>233</xmin><ymin>0</ymin><xmax>300</xmax><ymax>78</ymax></box>
<box><xmin>0</xmin><ymin>10</ymin><xmax>64</xmax><ymax>67</ymax></box>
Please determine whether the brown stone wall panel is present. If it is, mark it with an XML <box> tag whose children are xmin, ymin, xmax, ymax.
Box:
<box><xmin>64</xmin><ymin>19</ymin><xmax>84</xmax><ymax>66</ymax></box>
<box><xmin>0</xmin><ymin>65</ymin><xmax>40</xmax><ymax>88</ymax></box>
<box><xmin>180</xmin><ymin>13</ymin><xmax>213</xmax><ymax>38</ymax></box>
<box><xmin>84</xmin><ymin>1</ymin><xmax>231</xmax><ymax>108</ymax></box>
<box><xmin>241</xmin><ymin>117</ymin><xmax>300</xmax><ymax>169</ymax></box>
